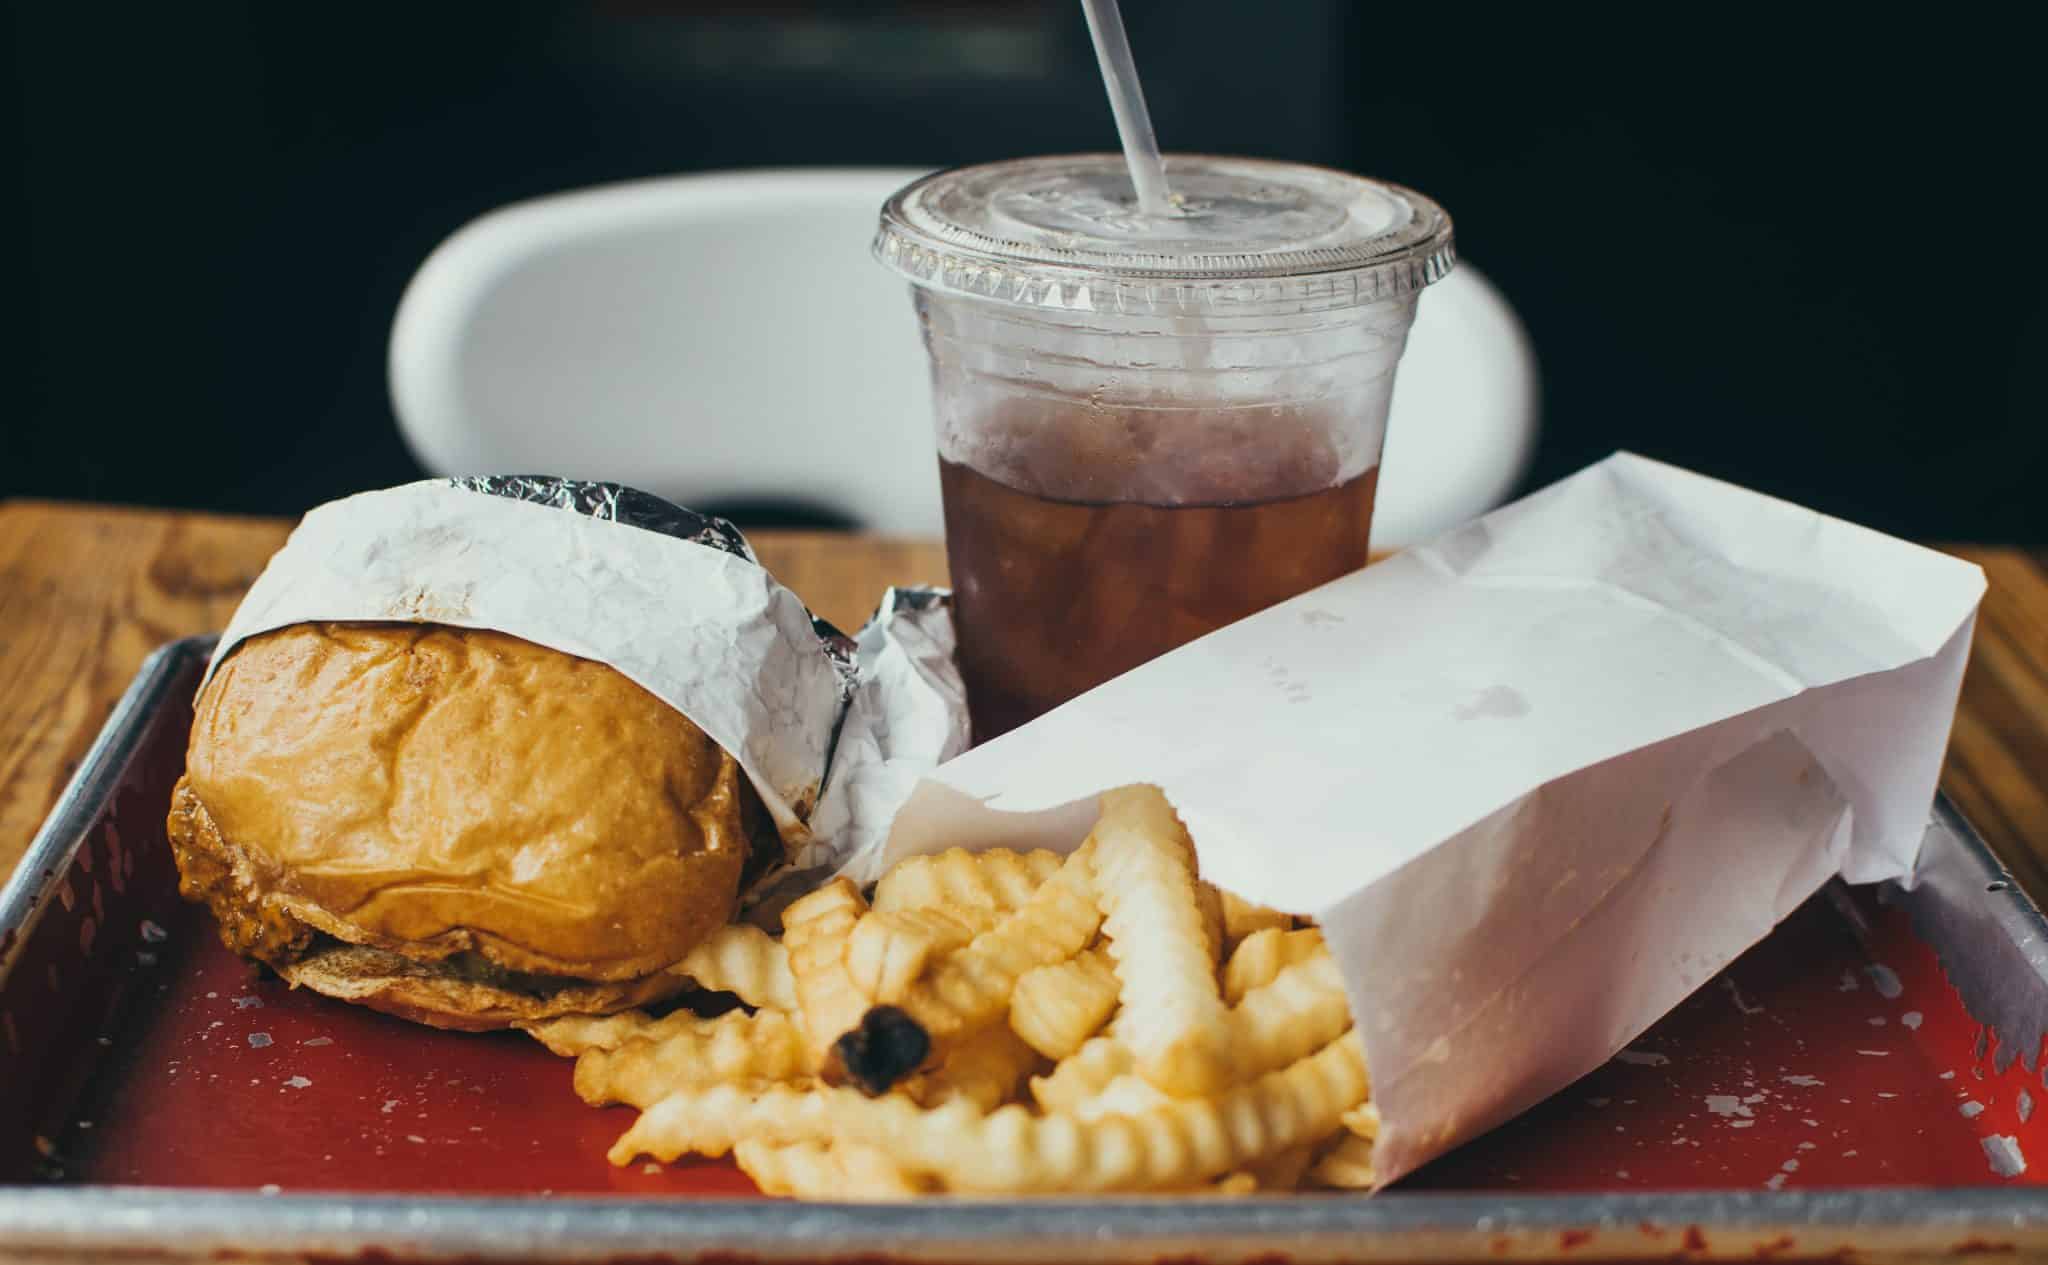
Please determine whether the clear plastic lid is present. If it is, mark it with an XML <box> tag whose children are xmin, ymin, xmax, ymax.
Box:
<box><xmin>874</xmin><ymin>154</ymin><xmax>1454</xmax><ymax>319</ymax></box>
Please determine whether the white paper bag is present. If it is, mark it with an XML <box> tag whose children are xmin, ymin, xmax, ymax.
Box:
<box><xmin>868</xmin><ymin>452</ymin><xmax>1985</xmax><ymax>1184</ymax></box>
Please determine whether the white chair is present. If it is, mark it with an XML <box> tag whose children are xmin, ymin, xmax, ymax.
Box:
<box><xmin>390</xmin><ymin>167</ymin><xmax>1537</xmax><ymax>546</ymax></box>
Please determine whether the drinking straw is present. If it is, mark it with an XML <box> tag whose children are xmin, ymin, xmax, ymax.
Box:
<box><xmin>1079</xmin><ymin>0</ymin><xmax>1173</xmax><ymax>217</ymax></box>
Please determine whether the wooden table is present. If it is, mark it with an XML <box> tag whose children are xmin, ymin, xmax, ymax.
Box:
<box><xmin>3</xmin><ymin>501</ymin><xmax>2044</xmax><ymax>903</ymax></box>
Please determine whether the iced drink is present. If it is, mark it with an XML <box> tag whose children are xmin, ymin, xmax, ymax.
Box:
<box><xmin>875</xmin><ymin>155</ymin><xmax>1453</xmax><ymax>741</ymax></box>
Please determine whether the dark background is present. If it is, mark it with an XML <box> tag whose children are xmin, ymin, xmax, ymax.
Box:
<box><xmin>4</xmin><ymin>2</ymin><xmax>2041</xmax><ymax>540</ymax></box>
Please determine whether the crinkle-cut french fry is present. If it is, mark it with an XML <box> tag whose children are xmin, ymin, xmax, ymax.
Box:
<box><xmin>1214</xmin><ymin>1143</ymin><xmax>1316</xmax><ymax>1194</ymax></box>
<box><xmin>1221</xmin><ymin>951</ymin><xmax>1354</xmax><ymax>1084</ymax></box>
<box><xmin>1009</xmin><ymin>946</ymin><xmax>1120</xmax><ymax>1060</ymax></box>
<box><xmin>783</xmin><ymin>878</ymin><xmax>870</xmax><ymax>1063</ymax></box>
<box><xmin>1068</xmin><ymin>1073</ymin><xmax>1172</xmax><ymax>1122</ymax></box>
<box><xmin>891</xmin><ymin>842</ymin><xmax>1102</xmax><ymax>1046</ymax></box>
<box><xmin>903</xmin><ymin>1022</ymin><xmax>1042</xmax><ymax>1112</ymax></box>
<box><xmin>1195</xmin><ymin>882</ymin><xmax>1226</xmax><ymax>966</ymax></box>
<box><xmin>1210</xmin><ymin>1171</ymin><xmax>1259</xmax><ymax>1196</ymax></box>
<box><xmin>572</xmin><ymin>1008</ymin><xmax>810</xmax><ymax>1108</ymax></box>
<box><xmin>871</xmin><ymin>848</ymin><xmax>1063</xmax><ymax>915</ymax></box>
<box><xmin>611</xmin><ymin>1032</ymin><xmax>1367</xmax><ymax>1193</ymax></box>
<box><xmin>528</xmin><ymin>1002</ymin><xmax>803</xmax><ymax>1060</ymax></box>
<box><xmin>1219</xmin><ymin>889</ymin><xmax>1294</xmax><ymax>952</ymax></box>
<box><xmin>1248</xmin><ymin>1142</ymin><xmax>1317</xmax><ymax>1190</ymax></box>
<box><xmin>610</xmin><ymin>1081</ymin><xmax>830</xmax><ymax>1163</ymax></box>
<box><xmin>671</xmin><ymin>923</ymin><xmax>797</xmax><ymax>1012</ymax></box>
<box><xmin>734</xmin><ymin>1138</ymin><xmax>927</xmax><ymax>1200</ymax></box>
<box><xmin>1090</xmin><ymin>787</ymin><xmax>1233</xmax><ymax>1097</ymax></box>
<box><xmin>844</xmin><ymin>906</ymin><xmax>995</xmax><ymax>1004</ymax></box>
<box><xmin>1341</xmin><ymin>1101</ymin><xmax>1381</xmax><ymax>1141</ymax></box>
<box><xmin>1309</xmin><ymin>1131</ymin><xmax>1377</xmax><ymax>1189</ymax></box>
<box><xmin>1222</xmin><ymin>927</ymin><xmax>1325</xmax><ymax>1005</ymax></box>
<box><xmin>837</xmin><ymin>1139</ymin><xmax>937</xmax><ymax>1196</ymax></box>
<box><xmin>1029</xmin><ymin>1036</ymin><xmax>1134</xmax><ymax>1114</ymax></box>
<box><xmin>524</xmin><ymin>1010</ymin><xmax>666</xmax><ymax>1058</ymax></box>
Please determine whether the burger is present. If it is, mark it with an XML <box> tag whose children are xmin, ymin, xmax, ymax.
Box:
<box><xmin>167</xmin><ymin>620</ymin><xmax>769</xmax><ymax>1030</ymax></box>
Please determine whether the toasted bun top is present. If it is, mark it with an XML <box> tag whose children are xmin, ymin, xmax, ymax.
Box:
<box><xmin>183</xmin><ymin>622</ymin><xmax>748</xmax><ymax>980</ymax></box>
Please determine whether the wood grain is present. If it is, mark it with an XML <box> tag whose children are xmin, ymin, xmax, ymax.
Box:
<box><xmin>2</xmin><ymin>501</ymin><xmax>2044</xmax><ymax>909</ymax></box>
<box><xmin>0</xmin><ymin>502</ymin><xmax>288</xmax><ymax>876</ymax></box>
<box><xmin>1939</xmin><ymin>545</ymin><xmax>2048</xmax><ymax>896</ymax></box>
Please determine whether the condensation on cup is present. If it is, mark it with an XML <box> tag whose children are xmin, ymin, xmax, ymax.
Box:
<box><xmin>875</xmin><ymin>155</ymin><xmax>1455</xmax><ymax>743</ymax></box>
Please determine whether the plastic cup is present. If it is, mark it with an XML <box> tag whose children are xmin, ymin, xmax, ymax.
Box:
<box><xmin>874</xmin><ymin>154</ymin><xmax>1454</xmax><ymax>742</ymax></box>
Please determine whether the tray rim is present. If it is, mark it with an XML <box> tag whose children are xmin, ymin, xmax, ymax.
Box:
<box><xmin>5</xmin><ymin>634</ymin><xmax>2048</xmax><ymax>1261</ymax></box>
<box><xmin>0</xmin><ymin>635</ymin><xmax>215</xmax><ymax>960</ymax></box>
<box><xmin>4</xmin><ymin>1185</ymin><xmax>2048</xmax><ymax>1261</ymax></box>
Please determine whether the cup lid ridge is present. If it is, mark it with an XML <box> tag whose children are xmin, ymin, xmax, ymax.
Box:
<box><xmin>873</xmin><ymin>153</ymin><xmax>1454</xmax><ymax>318</ymax></box>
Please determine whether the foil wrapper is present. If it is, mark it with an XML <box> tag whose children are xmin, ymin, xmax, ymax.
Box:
<box><xmin>203</xmin><ymin>477</ymin><xmax>966</xmax><ymax>879</ymax></box>
<box><xmin>445</xmin><ymin>475</ymin><xmax>759</xmax><ymax>562</ymax></box>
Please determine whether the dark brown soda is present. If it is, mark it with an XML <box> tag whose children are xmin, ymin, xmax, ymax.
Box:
<box><xmin>940</xmin><ymin>459</ymin><xmax>1378</xmax><ymax>743</ymax></box>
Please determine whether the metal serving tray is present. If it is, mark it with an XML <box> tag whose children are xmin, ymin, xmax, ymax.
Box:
<box><xmin>3</xmin><ymin>635</ymin><xmax>2047</xmax><ymax>1262</ymax></box>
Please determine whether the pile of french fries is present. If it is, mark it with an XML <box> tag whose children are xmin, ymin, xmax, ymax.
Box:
<box><xmin>526</xmin><ymin>786</ymin><xmax>1378</xmax><ymax>1197</ymax></box>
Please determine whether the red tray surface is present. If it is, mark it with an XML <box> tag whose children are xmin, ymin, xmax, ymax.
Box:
<box><xmin>37</xmin><ymin>885</ymin><xmax>2048</xmax><ymax>1198</ymax></box>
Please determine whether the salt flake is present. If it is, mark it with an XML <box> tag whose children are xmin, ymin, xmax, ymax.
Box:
<box><xmin>1705</xmin><ymin>1095</ymin><xmax>1753</xmax><ymax>1119</ymax></box>
<box><xmin>1984</xmin><ymin>1135</ymin><xmax>2027</xmax><ymax>1178</ymax></box>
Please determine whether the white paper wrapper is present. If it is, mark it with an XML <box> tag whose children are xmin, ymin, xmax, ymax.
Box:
<box><xmin>868</xmin><ymin>452</ymin><xmax>1986</xmax><ymax>1185</ymax></box>
<box><xmin>204</xmin><ymin>480</ymin><xmax>968</xmax><ymax>871</ymax></box>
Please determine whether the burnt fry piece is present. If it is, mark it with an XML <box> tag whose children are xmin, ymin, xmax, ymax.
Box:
<box><xmin>824</xmin><ymin>1005</ymin><xmax>933</xmax><ymax>1097</ymax></box>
